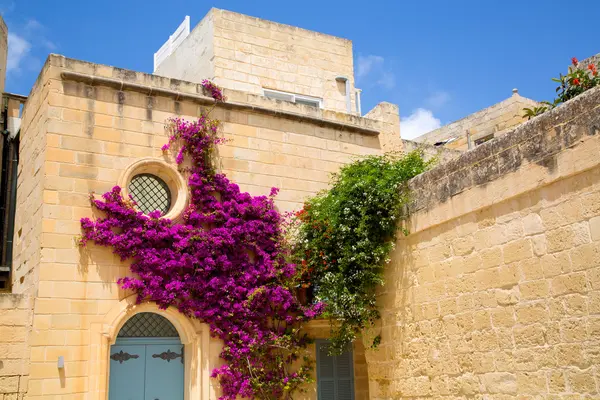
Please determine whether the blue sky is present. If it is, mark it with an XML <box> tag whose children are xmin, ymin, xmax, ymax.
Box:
<box><xmin>3</xmin><ymin>0</ymin><xmax>599</xmax><ymax>139</ymax></box>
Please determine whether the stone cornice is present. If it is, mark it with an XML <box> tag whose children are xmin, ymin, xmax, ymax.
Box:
<box><xmin>60</xmin><ymin>71</ymin><xmax>380</xmax><ymax>137</ymax></box>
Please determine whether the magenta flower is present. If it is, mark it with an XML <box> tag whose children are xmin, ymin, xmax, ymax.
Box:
<box><xmin>80</xmin><ymin>111</ymin><xmax>322</xmax><ymax>399</ymax></box>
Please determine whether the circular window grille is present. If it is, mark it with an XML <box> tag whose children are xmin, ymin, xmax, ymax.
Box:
<box><xmin>128</xmin><ymin>174</ymin><xmax>172</xmax><ymax>215</ymax></box>
<box><xmin>117</xmin><ymin>312</ymin><xmax>179</xmax><ymax>338</ymax></box>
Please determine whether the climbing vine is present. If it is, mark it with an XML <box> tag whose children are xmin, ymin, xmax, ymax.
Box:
<box><xmin>291</xmin><ymin>152</ymin><xmax>433</xmax><ymax>354</ymax></box>
<box><xmin>80</xmin><ymin>84</ymin><xmax>324</xmax><ymax>399</ymax></box>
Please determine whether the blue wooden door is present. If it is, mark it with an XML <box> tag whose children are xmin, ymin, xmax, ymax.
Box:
<box><xmin>109</xmin><ymin>338</ymin><xmax>184</xmax><ymax>400</ymax></box>
<box><xmin>109</xmin><ymin>344</ymin><xmax>146</xmax><ymax>400</ymax></box>
<box><xmin>145</xmin><ymin>342</ymin><xmax>184</xmax><ymax>400</ymax></box>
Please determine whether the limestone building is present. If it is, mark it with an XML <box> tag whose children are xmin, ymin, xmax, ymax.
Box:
<box><xmin>0</xmin><ymin>7</ymin><xmax>600</xmax><ymax>400</ymax></box>
<box><xmin>154</xmin><ymin>9</ymin><xmax>360</xmax><ymax>115</ymax></box>
<box><xmin>412</xmin><ymin>89</ymin><xmax>539</xmax><ymax>151</ymax></box>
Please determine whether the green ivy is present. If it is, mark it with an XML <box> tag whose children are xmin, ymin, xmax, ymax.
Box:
<box><xmin>292</xmin><ymin>150</ymin><xmax>434</xmax><ymax>354</ymax></box>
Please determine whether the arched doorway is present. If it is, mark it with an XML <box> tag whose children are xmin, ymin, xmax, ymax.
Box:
<box><xmin>108</xmin><ymin>312</ymin><xmax>184</xmax><ymax>400</ymax></box>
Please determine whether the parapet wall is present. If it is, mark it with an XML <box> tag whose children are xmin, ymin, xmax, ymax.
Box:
<box><xmin>366</xmin><ymin>86</ymin><xmax>600</xmax><ymax>398</ymax></box>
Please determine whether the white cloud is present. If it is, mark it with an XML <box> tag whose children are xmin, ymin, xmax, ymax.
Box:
<box><xmin>7</xmin><ymin>32</ymin><xmax>30</xmax><ymax>73</ymax></box>
<box><xmin>401</xmin><ymin>108</ymin><xmax>442</xmax><ymax>140</ymax></box>
<box><xmin>24</xmin><ymin>19</ymin><xmax>43</xmax><ymax>31</ymax></box>
<box><xmin>355</xmin><ymin>54</ymin><xmax>396</xmax><ymax>90</ymax></box>
<box><xmin>376</xmin><ymin>71</ymin><xmax>396</xmax><ymax>90</ymax></box>
<box><xmin>426</xmin><ymin>91</ymin><xmax>451</xmax><ymax>108</ymax></box>
<box><xmin>24</xmin><ymin>18</ymin><xmax>55</xmax><ymax>50</ymax></box>
<box><xmin>0</xmin><ymin>1</ymin><xmax>15</xmax><ymax>14</ymax></box>
<box><xmin>6</xmin><ymin>19</ymin><xmax>55</xmax><ymax>75</ymax></box>
<box><xmin>356</xmin><ymin>55</ymin><xmax>384</xmax><ymax>78</ymax></box>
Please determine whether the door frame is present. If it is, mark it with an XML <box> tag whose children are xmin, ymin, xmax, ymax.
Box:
<box><xmin>89</xmin><ymin>297</ymin><xmax>212</xmax><ymax>400</ymax></box>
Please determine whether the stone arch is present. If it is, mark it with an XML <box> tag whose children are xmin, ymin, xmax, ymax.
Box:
<box><xmin>104</xmin><ymin>298</ymin><xmax>199</xmax><ymax>346</ymax></box>
<box><xmin>89</xmin><ymin>295</ymin><xmax>211</xmax><ymax>400</ymax></box>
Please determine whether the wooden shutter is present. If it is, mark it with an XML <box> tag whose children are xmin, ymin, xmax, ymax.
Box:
<box><xmin>318</xmin><ymin>342</ymin><xmax>336</xmax><ymax>400</ymax></box>
<box><xmin>317</xmin><ymin>341</ymin><xmax>355</xmax><ymax>400</ymax></box>
<box><xmin>336</xmin><ymin>348</ymin><xmax>354</xmax><ymax>400</ymax></box>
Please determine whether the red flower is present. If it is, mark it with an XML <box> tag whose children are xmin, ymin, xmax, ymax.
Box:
<box><xmin>594</xmin><ymin>70</ymin><xmax>598</xmax><ymax>77</ymax></box>
<box><xmin>573</xmin><ymin>78</ymin><xmax>580</xmax><ymax>85</ymax></box>
<box><xmin>572</xmin><ymin>57</ymin><xmax>579</xmax><ymax>66</ymax></box>
<box><xmin>588</xmin><ymin>63</ymin><xmax>596</xmax><ymax>71</ymax></box>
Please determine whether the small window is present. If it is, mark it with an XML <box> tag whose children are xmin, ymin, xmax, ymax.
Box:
<box><xmin>263</xmin><ymin>89</ymin><xmax>322</xmax><ymax>109</ymax></box>
<box><xmin>295</xmin><ymin>97</ymin><xmax>321</xmax><ymax>108</ymax></box>
<box><xmin>264</xmin><ymin>89</ymin><xmax>295</xmax><ymax>102</ymax></box>
<box><xmin>128</xmin><ymin>173</ymin><xmax>172</xmax><ymax>215</ymax></box>
<box><xmin>118</xmin><ymin>312</ymin><xmax>179</xmax><ymax>338</ymax></box>
<box><xmin>316</xmin><ymin>341</ymin><xmax>354</xmax><ymax>400</ymax></box>
<box><xmin>475</xmin><ymin>134</ymin><xmax>494</xmax><ymax>146</ymax></box>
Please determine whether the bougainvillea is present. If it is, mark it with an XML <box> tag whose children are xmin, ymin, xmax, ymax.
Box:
<box><xmin>80</xmin><ymin>84</ymin><xmax>323</xmax><ymax>399</ymax></box>
<box><xmin>202</xmin><ymin>79</ymin><xmax>227</xmax><ymax>102</ymax></box>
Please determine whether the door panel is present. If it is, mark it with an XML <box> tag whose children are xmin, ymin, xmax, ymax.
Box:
<box><xmin>144</xmin><ymin>344</ymin><xmax>184</xmax><ymax>400</ymax></box>
<box><xmin>109</xmin><ymin>344</ymin><xmax>146</xmax><ymax>400</ymax></box>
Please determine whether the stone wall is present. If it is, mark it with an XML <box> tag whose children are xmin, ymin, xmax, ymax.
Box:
<box><xmin>11</xmin><ymin>62</ymin><xmax>51</xmax><ymax>294</ymax></box>
<box><xmin>401</xmin><ymin>139</ymin><xmax>462</xmax><ymax>164</ymax></box>
<box><xmin>579</xmin><ymin>53</ymin><xmax>599</xmax><ymax>70</ymax></box>
<box><xmin>14</xmin><ymin>54</ymin><xmax>382</xmax><ymax>399</ymax></box>
<box><xmin>156</xmin><ymin>8</ymin><xmax>356</xmax><ymax>114</ymax></box>
<box><xmin>366</xmin><ymin>86</ymin><xmax>600</xmax><ymax>398</ymax></box>
<box><xmin>413</xmin><ymin>91</ymin><xmax>538</xmax><ymax>151</ymax></box>
<box><xmin>0</xmin><ymin>294</ymin><xmax>32</xmax><ymax>400</ymax></box>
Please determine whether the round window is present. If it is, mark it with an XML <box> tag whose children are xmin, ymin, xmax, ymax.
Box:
<box><xmin>128</xmin><ymin>173</ymin><xmax>172</xmax><ymax>215</ymax></box>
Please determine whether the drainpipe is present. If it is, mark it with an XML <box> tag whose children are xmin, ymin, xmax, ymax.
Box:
<box><xmin>4</xmin><ymin>132</ymin><xmax>18</xmax><ymax>276</ymax></box>
<box><xmin>355</xmin><ymin>89</ymin><xmax>362</xmax><ymax>116</ymax></box>
<box><xmin>335</xmin><ymin>76</ymin><xmax>351</xmax><ymax>114</ymax></box>
<box><xmin>0</xmin><ymin>130</ymin><xmax>8</xmax><ymax>262</ymax></box>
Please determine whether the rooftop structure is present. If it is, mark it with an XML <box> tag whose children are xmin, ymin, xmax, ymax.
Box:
<box><xmin>155</xmin><ymin>9</ymin><xmax>360</xmax><ymax>115</ymax></box>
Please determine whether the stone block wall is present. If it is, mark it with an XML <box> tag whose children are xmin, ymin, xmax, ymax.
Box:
<box><xmin>11</xmin><ymin>62</ymin><xmax>52</xmax><ymax>294</ymax></box>
<box><xmin>578</xmin><ymin>53</ymin><xmax>599</xmax><ymax>70</ymax></box>
<box><xmin>0</xmin><ymin>294</ymin><xmax>32</xmax><ymax>400</ymax></box>
<box><xmin>12</xmin><ymin>54</ymin><xmax>382</xmax><ymax>399</ymax></box>
<box><xmin>401</xmin><ymin>139</ymin><xmax>462</xmax><ymax>164</ymax></box>
<box><xmin>366</xmin><ymin>86</ymin><xmax>600</xmax><ymax>398</ymax></box>
<box><xmin>413</xmin><ymin>92</ymin><xmax>539</xmax><ymax>151</ymax></box>
<box><xmin>156</xmin><ymin>8</ymin><xmax>356</xmax><ymax>114</ymax></box>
